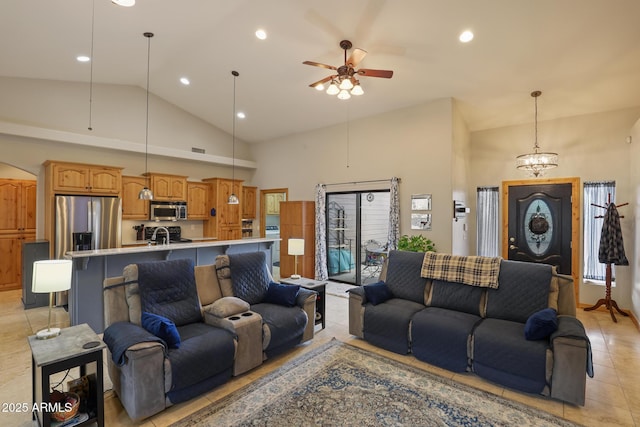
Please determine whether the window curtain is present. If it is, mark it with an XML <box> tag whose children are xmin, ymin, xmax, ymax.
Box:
<box><xmin>314</xmin><ymin>184</ymin><xmax>328</xmax><ymax>280</ymax></box>
<box><xmin>476</xmin><ymin>187</ymin><xmax>499</xmax><ymax>257</ymax></box>
<box><xmin>584</xmin><ymin>181</ymin><xmax>616</xmax><ymax>281</ymax></box>
<box><xmin>387</xmin><ymin>177</ymin><xmax>400</xmax><ymax>250</ymax></box>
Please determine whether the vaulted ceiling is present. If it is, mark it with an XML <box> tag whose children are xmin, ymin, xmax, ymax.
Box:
<box><xmin>2</xmin><ymin>0</ymin><xmax>640</xmax><ymax>143</ymax></box>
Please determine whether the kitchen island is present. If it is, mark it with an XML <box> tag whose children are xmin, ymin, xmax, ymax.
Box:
<box><xmin>64</xmin><ymin>238</ymin><xmax>278</xmax><ymax>333</ymax></box>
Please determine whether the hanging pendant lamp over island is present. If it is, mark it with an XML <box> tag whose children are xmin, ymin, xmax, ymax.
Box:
<box><xmin>516</xmin><ymin>90</ymin><xmax>558</xmax><ymax>177</ymax></box>
<box><xmin>228</xmin><ymin>70</ymin><xmax>240</xmax><ymax>205</ymax></box>
<box><xmin>139</xmin><ymin>32</ymin><xmax>154</xmax><ymax>200</ymax></box>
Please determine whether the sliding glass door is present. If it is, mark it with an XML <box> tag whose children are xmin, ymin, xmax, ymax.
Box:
<box><xmin>326</xmin><ymin>191</ymin><xmax>390</xmax><ymax>285</ymax></box>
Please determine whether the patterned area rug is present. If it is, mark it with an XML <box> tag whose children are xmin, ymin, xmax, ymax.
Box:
<box><xmin>171</xmin><ymin>339</ymin><xmax>580</xmax><ymax>427</ymax></box>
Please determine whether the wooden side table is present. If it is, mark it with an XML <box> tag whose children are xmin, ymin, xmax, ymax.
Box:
<box><xmin>280</xmin><ymin>277</ymin><xmax>327</xmax><ymax>330</ymax></box>
<box><xmin>28</xmin><ymin>323</ymin><xmax>105</xmax><ymax>427</ymax></box>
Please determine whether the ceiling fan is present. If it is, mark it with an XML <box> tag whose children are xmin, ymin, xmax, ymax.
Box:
<box><xmin>303</xmin><ymin>40</ymin><xmax>393</xmax><ymax>99</ymax></box>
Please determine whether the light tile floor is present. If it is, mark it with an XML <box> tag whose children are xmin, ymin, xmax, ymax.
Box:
<box><xmin>1</xmin><ymin>286</ymin><xmax>638</xmax><ymax>426</ymax></box>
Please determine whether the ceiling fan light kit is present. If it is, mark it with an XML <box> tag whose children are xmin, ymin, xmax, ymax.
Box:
<box><xmin>516</xmin><ymin>90</ymin><xmax>559</xmax><ymax>177</ymax></box>
<box><xmin>304</xmin><ymin>39</ymin><xmax>393</xmax><ymax>100</ymax></box>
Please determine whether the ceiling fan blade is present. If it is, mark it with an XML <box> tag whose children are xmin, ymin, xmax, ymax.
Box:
<box><xmin>303</xmin><ymin>61</ymin><xmax>337</xmax><ymax>71</ymax></box>
<box><xmin>308</xmin><ymin>75</ymin><xmax>335</xmax><ymax>88</ymax></box>
<box><xmin>358</xmin><ymin>68</ymin><xmax>393</xmax><ymax>78</ymax></box>
<box><xmin>346</xmin><ymin>48</ymin><xmax>367</xmax><ymax>68</ymax></box>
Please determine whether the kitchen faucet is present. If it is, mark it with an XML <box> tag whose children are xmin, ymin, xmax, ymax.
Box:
<box><xmin>151</xmin><ymin>227</ymin><xmax>170</xmax><ymax>245</ymax></box>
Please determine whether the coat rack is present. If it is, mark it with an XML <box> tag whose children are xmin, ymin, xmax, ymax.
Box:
<box><xmin>583</xmin><ymin>193</ymin><xmax>629</xmax><ymax>322</ymax></box>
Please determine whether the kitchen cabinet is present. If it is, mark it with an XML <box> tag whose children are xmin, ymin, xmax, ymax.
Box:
<box><xmin>0</xmin><ymin>179</ymin><xmax>37</xmax><ymax>291</ymax></box>
<box><xmin>202</xmin><ymin>178</ymin><xmax>243</xmax><ymax>239</ymax></box>
<box><xmin>242</xmin><ymin>186</ymin><xmax>257</xmax><ymax>219</ymax></box>
<box><xmin>0</xmin><ymin>179</ymin><xmax>36</xmax><ymax>234</ymax></box>
<box><xmin>146</xmin><ymin>173</ymin><xmax>187</xmax><ymax>201</ymax></box>
<box><xmin>122</xmin><ymin>176</ymin><xmax>150</xmax><ymax>220</ymax></box>
<box><xmin>44</xmin><ymin>161</ymin><xmax>122</xmax><ymax>195</ymax></box>
<box><xmin>265</xmin><ymin>193</ymin><xmax>284</xmax><ymax>215</ymax></box>
<box><xmin>279</xmin><ymin>201</ymin><xmax>315</xmax><ymax>279</ymax></box>
<box><xmin>187</xmin><ymin>182</ymin><xmax>209</xmax><ymax>219</ymax></box>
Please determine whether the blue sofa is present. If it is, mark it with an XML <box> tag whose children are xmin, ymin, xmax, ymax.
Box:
<box><xmin>348</xmin><ymin>250</ymin><xmax>592</xmax><ymax>406</ymax></box>
<box><xmin>102</xmin><ymin>253</ymin><xmax>317</xmax><ymax>421</ymax></box>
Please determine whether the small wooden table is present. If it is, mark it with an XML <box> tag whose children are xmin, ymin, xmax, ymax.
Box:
<box><xmin>280</xmin><ymin>277</ymin><xmax>327</xmax><ymax>330</ymax></box>
<box><xmin>28</xmin><ymin>323</ymin><xmax>105</xmax><ymax>427</ymax></box>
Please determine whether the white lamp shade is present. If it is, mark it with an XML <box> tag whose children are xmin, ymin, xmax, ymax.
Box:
<box><xmin>32</xmin><ymin>260</ymin><xmax>73</xmax><ymax>293</ymax></box>
<box><xmin>288</xmin><ymin>238</ymin><xmax>305</xmax><ymax>256</ymax></box>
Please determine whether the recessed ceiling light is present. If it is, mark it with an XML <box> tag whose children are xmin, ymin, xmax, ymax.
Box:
<box><xmin>237</xmin><ymin>112</ymin><xmax>246</xmax><ymax>119</ymax></box>
<box><xmin>76</xmin><ymin>55</ymin><xmax>91</xmax><ymax>62</ymax></box>
<box><xmin>459</xmin><ymin>30</ymin><xmax>474</xmax><ymax>43</ymax></box>
<box><xmin>255</xmin><ymin>29</ymin><xmax>267</xmax><ymax>40</ymax></box>
<box><xmin>112</xmin><ymin>0</ymin><xmax>135</xmax><ymax>6</ymax></box>
<box><xmin>180</xmin><ymin>77</ymin><xmax>190</xmax><ymax>85</ymax></box>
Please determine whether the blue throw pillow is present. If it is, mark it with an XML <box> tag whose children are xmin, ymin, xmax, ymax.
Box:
<box><xmin>524</xmin><ymin>308</ymin><xmax>558</xmax><ymax>340</ymax></box>
<box><xmin>142</xmin><ymin>311</ymin><xmax>181</xmax><ymax>348</ymax></box>
<box><xmin>263</xmin><ymin>282</ymin><xmax>300</xmax><ymax>307</ymax></box>
<box><xmin>364</xmin><ymin>281</ymin><xmax>393</xmax><ymax>305</ymax></box>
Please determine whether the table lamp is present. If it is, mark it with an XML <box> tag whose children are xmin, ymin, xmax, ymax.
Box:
<box><xmin>288</xmin><ymin>238</ymin><xmax>305</xmax><ymax>279</ymax></box>
<box><xmin>32</xmin><ymin>259</ymin><xmax>73</xmax><ymax>340</ymax></box>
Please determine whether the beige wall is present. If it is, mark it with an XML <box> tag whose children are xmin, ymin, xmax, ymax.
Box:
<box><xmin>452</xmin><ymin>100</ymin><xmax>472</xmax><ymax>255</ymax></box>
<box><xmin>470</xmin><ymin>107</ymin><xmax>640</xmax><ymax>307</ymax></box>
<box><xmin>630</xmin><ymin>118</ymin><xmax>640</xmax><ymax>320</ymax></box>
<box><xmin>251</xmin><ymin>98</ymin><xmax>456</xmax><ymax>253</ymax></box>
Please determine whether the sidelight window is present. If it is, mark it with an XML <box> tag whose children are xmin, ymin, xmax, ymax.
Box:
<box><xmin>583</xmin><ymin>181</ymin><xmax>616</xmax><ymax>282</ymax></box>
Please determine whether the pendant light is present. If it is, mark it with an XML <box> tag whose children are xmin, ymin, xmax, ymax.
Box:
<box><xmin>228</xmin><ymin>70</ymin><xmax>240</xmax><ymax>205</ymax></box>
<box><xmin>138</xmin><ymin>32</ymin><xmax>154</xmax><ymax>200</ymax></box>
<box><xmin>87</xmin><ymin>0</ymin><xmax>95</xmax><ymax>131</ymax></box>
<box><xmin>516</xmin><ymin>90</ymin><xmax>558</xmax><ymax>177</ymax></box>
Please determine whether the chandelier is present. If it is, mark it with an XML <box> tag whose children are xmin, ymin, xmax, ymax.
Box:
<box><xmin>516</xmin><ymin>90</ymin><xmax>558</xmax><ymax>177</ymax></box>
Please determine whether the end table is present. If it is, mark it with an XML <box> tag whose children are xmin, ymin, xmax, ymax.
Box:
<box><xmin>280</xmin><ymin>277</ymin><xmax>327</xmax><ymax>330</ymax></box>
<box><xmin>28</xmin><ymin>323</ymin><xmax>105</xmax><ymax>427</ymax></box>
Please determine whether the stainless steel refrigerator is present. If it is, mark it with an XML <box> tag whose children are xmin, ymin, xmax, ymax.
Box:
<box><xmin>54</xmin><ymin>195</ymin><xmax>122</xmax><ymax>304</ymax></box>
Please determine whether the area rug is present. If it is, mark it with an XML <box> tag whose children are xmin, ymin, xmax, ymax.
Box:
<box><xmin>171</xmin><ymin>339</ymin><xmax>580</xmax><ymax>427</ymax></box>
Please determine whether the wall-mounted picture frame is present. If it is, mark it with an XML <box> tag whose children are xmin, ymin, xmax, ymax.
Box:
<box><xmin>411</xmin><ymin>213</ymin><xmax>432</xmax><ymax>230</ymax></box>
<box><xmin>411</xmin><ymin>194</ymin><xmax>432</xmax><ymax>211</ymax></box>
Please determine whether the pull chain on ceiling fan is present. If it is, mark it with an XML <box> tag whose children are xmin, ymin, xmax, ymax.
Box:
<box><xmin>303</xmin><ymin>39</ymin><xmax>393</xmax><ymax>100</ymax></box>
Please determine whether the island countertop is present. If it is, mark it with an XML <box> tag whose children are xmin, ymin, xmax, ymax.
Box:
<box><xmin>65</xmin><ymin>237</ymin><xmax>279</xmax><ymax>259</ymax></box>
<box><xmin>67</xmin><ymin>237</ymin><xmax>279</xmax><ymax>333</ymax></box>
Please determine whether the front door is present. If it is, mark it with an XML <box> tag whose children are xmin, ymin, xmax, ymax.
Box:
<box><xmin>502</xmin><ymin>179</ymin><xmax>580</xmax><ymax>285</ymax></box>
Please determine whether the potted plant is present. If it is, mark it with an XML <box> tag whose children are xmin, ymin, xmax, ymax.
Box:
<box><xmin>397</xmin><ymin>235</ymin><xmax>436</xmax><ymax>252</ymax></box>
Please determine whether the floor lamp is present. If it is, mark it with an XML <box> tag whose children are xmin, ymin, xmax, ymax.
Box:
<box><xmin>288</xmin><ymin>238</ymin><xmax>304</xmax><ymax>279</ymax></box>
<box><xmin>32</xmin><ymin>260</ymin><xmax>73</xmax><ymax>339</ymax></box>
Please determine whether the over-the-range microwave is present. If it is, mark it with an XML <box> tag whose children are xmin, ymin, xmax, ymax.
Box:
<box><xmin>150</xmin><ymin>201</ymin><xmax>187</xmax><ymax>221</ymax></box>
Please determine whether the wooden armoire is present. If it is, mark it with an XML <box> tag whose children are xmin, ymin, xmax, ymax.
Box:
<box><xmin>279</xmin><ymin>201</ymin><xmax>315</xmax><ymax>279</ymax></box>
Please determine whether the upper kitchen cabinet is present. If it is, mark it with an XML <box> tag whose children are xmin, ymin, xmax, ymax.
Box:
<box><xmin>202</xmin><ymin>178</ymin><xmax>243</xmax><ymax>239</ymax></box>
<box><xmin>146</xmin><ymin>173</ymin><xmax>187</xmax><ymax>201</ymax></box>
<box><xmin>0</xmin><ymin>179</ymin><xmax>36</xmax><ymax>234</ymax></box>
<box><xmin>187</xmin><ymin>182</ymin><xmax>209</xmax><ymax>220</ymax></box>
<box><xmin>44</xmin><ymin>161</ymin><xmax>122</xmax><ymax>195</ymax></box>
<box><xmin>265</xmin><ymin>193</ymin><xmax>284</xmax><ymax>215</ymax></box>
<box><xmin>242</xmin><ymin>186</ymin><xmax>257</xmax><ymax>219</ymax></box>
<box><xmin>122</xmin><ymin>176</ymin><xmax>150</xmax><ymax>220</ymax></box>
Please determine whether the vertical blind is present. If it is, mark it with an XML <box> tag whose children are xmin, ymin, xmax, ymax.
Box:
<box><xmin>583</xmin><ymin>181</ymin><xmax>616</xmax><ymax>281</ymax></box>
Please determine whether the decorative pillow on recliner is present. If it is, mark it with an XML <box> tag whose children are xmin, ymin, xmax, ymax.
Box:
<box><xmin>363</xmin><ymin>281</ymin><xmax>393</xmax><ymax>305</ymax></box>
<box><xmin>524</xmin><ymin>308</ymin><xmax>558</xmax><ymax>340</ymax></box>
<box><xmin>142</xmin><ymin>311</ymin><xmax>181</xmax><ymax>348</ymax></box>
<box><xmin>263</xmin><ymin>282</ymin><xmax>300</xmax><ymax>307</ymax></box>
<box><xmin>205</xmin><ymin>296</ymin><xmax>250</xmax><ymax>318</ymax></box>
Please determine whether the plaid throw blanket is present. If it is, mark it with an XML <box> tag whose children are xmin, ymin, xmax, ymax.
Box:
<box><xmin>420</xmin><ymin>252</ymin><xmax>502</xmax><ymax>288</ymax></box>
